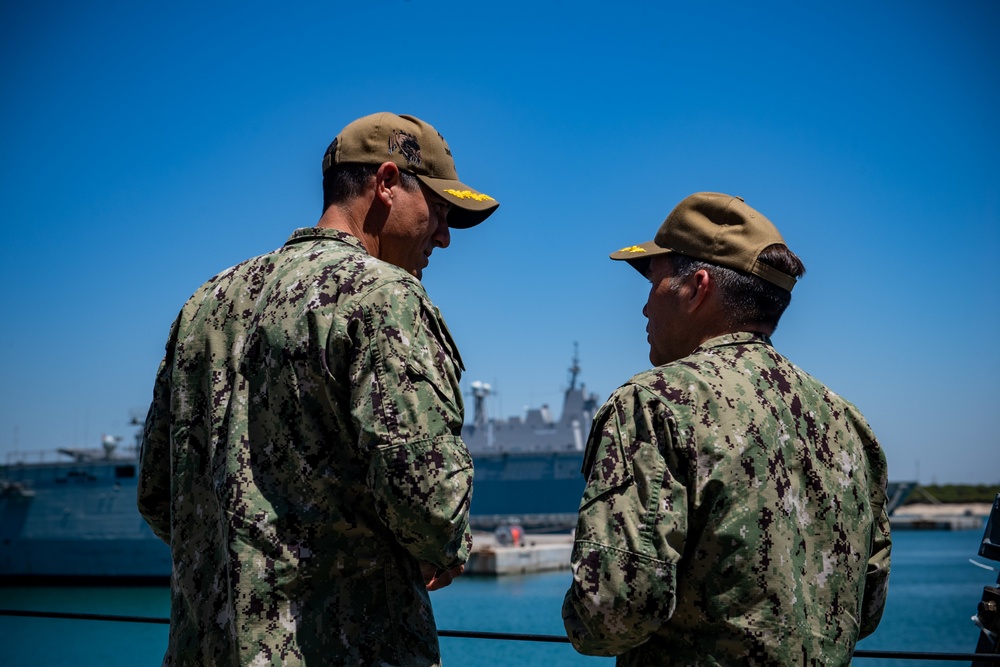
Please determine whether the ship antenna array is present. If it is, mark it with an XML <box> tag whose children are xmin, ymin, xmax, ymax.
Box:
<box><xmin>567</xmin><ymin>342</ymin><xmax>581</xmax><ymax>393</ymax></box>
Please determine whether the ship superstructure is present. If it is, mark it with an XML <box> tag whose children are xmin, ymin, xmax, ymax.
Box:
<box><xmin>462</xmin><ymin>344</ymin><xmax>601</xmax><ymax>530</ymax></box>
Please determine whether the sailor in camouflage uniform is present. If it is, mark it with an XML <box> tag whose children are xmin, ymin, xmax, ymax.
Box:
<box><xmin>138</xmin><ymin>113</ymin><xmax>499</xmax><ymax>666</ymax></box>
<box><xmin>563</xmin><ymin>192</ymin><xmax>891</xmax><ymax>666</ymax></box>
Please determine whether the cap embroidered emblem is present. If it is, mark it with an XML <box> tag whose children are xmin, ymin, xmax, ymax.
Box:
<box><xmin>389</xmin><ymin>130</ymin><xmax>422</xmax><ymax>166</ymax></box>
<box><xmin>618</xmin><ymin>246</ymin><xmax>646</xmax><ymax>253</ymax></box>
<box><xmin>444</xmin><ymin>189</ymin><xmax>496</xmax><ymax>202</ymax></box>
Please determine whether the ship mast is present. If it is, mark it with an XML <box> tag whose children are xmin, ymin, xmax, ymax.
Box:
<box><xmin>471</xmin><ymin>380</ymin><xmax>492</xmax><ymax>428</ymax></box>
<box><xmin>567</xmin><ymin>342</ymin><xmax>581</xmax><ymax>394</ymax></box>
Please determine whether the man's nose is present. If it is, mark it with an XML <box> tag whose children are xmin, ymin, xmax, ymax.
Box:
<box><xmin>435</xmin><ymin>219</ymin><xmax>451</xmax><ymax>248</ymax></box>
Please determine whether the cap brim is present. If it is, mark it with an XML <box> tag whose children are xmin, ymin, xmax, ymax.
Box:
<box><xmin>416</xmin><ymin>175</ymin><xmax>499</xmax><ymax>229</ymax></box>
<box><xmin>609</xmin><ymin>240</ymin><xmax>674</xmax><ymax>277</ymax></box>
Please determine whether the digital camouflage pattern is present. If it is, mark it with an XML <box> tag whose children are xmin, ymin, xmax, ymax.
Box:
<box><xmin>562</xmin><ymin>332</ymin><xmax>891</xmax><ymax>666</ymax></box>
<box><xmin>138</xmin><ymin>227</ymin><xmax>473</xmax><ymax>666</ymax></box>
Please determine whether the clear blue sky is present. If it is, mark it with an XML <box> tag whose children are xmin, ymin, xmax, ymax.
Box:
<box><xmin>1</xmin><ymin>1</ymin><xmax>997</xmax><ymax>484</ymax></box>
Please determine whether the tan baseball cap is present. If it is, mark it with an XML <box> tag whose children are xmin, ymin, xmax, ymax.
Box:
<box><xmin>610</xmin><ymin>192</ymin><xmax>797</xmax><ymax>291</ymax></box>
<box><xmin>322</xmin><ymin>112</ymin><xmax>499</xmax><ymax>229</ymax></box>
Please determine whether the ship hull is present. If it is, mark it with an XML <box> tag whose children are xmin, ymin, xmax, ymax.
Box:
<box><xmin>469</xmin><ymin>451</ymin><xmax>585</xmax><ymax>531</ymax></box>
<box><xmin>0</xmin><ymin>448</ymin><xmax>590</xmax><ymax>580</ymax></box>
<box><xmin>0</xmin><ymin>454</ymin><xmax>170</xmax><ymax>583</ymax></box>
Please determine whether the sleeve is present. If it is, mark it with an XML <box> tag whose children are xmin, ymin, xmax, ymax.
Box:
<box><xmin>353</xmin><ymin>281</ymin><xmax>473</xmax><ymax>570</ymax></box>
<box><xmin>859</xmin><ymin>502</ymin><xmax>891</xmax><ymax>637</ymax></box>
<box><xmin>859</xmin><ymin>438</ymin><xmax>892</xmax><ymax>638</ymax></box>
<box><xmin>136</xmin><ymin>315</ymin><xmax>180</xmax><ymax>544</ymax></box>
<box><xmin>849</xmin><ymin>412</ymin><xmax>892</xmax><ymax>639</ymax></box>
<box><xmin>562</xmin><ymin>385</ymin><xmax>685</xmax><ymax>656</ymax></box>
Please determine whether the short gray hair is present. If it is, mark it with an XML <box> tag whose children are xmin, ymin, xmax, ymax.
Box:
<box><xmin>667</xmin><ymin>244</ymin><xmax>805</xmax><ymax>331</ymax></box>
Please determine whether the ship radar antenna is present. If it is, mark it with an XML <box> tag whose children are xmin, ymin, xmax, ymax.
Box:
<box><xmin>470</xmin><ymin>380</ymin><xmax>493</xmax><ymax>428</ymax></box>
<box><xmin>101</xmin><ymin>434</ymin><xmax>122</xmax><ymax>460</ymax></box>
<box><xmin>567</xmin><ymin>342</ymin><xmax>581</xmax><ymax>393</ymax></box>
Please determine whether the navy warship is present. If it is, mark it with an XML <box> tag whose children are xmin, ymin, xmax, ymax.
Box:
<box><xmin>0</xmin><ymin>346</ymin><xmax>921</xmax><ymax>580</ymax></box>
<box><xmin>461</xmin><ymin>345</ymin><xmax>600</xmax><ymax>531</ymax></box>
<box><xmin>0</xmin><ymin>349</ymin><xmax>599</xmax><ymax>580</ymax></box>
<box><xmin>0</xmin><ymin>428</ymin><xmax>171</xmax><ymax>582</ymax></box>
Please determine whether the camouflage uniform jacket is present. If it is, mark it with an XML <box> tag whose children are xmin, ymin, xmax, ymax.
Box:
<box><xmin>562</xmin><ymin>332</ymin><xmax>891</xmax><ymax>666</ymax></box>
<box><xmin>137</xmin><ymin>227</ymin><xmax>473</xmax><ymax>666</ymax></box>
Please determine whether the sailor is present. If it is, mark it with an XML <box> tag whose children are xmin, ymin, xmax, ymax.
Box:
<box><xmin>138</xmin><ymin>112</ymin><xmax>498</xmax><ymax>665</ymax></box>
<box><xmin>562</xmin><ymin>192</ymin><xmax>891</xmax><ymax>664</ymax></box>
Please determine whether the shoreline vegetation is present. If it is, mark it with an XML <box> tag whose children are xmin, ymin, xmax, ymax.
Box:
<box><xmin>900</xmin><ymin>484</ymin><xmax>1000</xmax><ymax>505</ymax></box>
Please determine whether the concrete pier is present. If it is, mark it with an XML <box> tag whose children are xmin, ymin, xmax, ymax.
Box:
<box><xmin>463</xmin><ymin>502</ymin><xmax>992</xmax><ymax>575</ymax></box>
<box><xmin>466</xmin><ymin>531</ymin><xmax>573</xmax><ymax>575</ymax></box>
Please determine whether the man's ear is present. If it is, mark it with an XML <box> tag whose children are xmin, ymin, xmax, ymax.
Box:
<box><xmin>686</xmin><ymin>268</ymin><xmax>713</xmax><ymax>313</ymax></box>
<box><xmin>374</xmin><ymin>161</ymin><xmax>400</xmax><ymax>207</ymax></box>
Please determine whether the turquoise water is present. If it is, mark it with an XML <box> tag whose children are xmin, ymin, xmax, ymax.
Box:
<box><xmin>0</xmin><ymin>529</ymin><xmax>994</xmax><ymax>665</ymax></box>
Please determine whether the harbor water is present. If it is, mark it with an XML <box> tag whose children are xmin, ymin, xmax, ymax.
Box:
<box><xmin>0</xmin><ymin>528</ymin><xmax>994</xmax><ymax>666</ymax></box>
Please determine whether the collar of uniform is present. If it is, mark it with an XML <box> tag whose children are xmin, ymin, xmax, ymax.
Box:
<box><xmin>693</xmin><ymin>331</ymin><xmax>773</xmax><ymax>354</ymax></box>
<box><xmin>283</xmin><ymin>227</ymin><xmax>367</xmax><ymax>252</ymax></box>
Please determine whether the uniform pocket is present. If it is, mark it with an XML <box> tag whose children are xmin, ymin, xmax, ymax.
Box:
<box><xmin>579</xmin><ymin>416</ymin><xmax>635</xmax><ymax>510</ymax></box>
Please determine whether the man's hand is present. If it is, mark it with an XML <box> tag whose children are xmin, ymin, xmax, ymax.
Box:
<box><xmin>419</xmin><ymin>562</ymin><xmax>465</xmax><ymax>591</ymax></box>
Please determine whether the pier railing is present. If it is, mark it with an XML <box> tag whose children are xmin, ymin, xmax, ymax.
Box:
<box><xmin>0</xmin><ymin>608</ymin><xmax>997</xmax><ymax>663</ymax></box>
